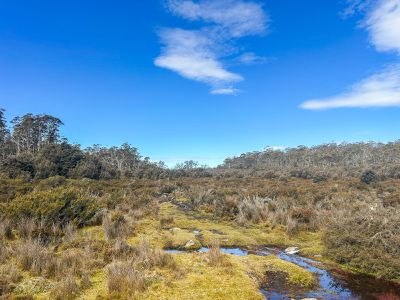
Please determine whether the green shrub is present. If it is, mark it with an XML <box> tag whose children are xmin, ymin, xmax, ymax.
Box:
<box><xmin>34</xmin><ymin>176</ymin><xmax>67</xmax><ymax>191</ymax></box>
<box><xmin>360</xmin><ymin>170</ymin><xmax>379</xmax><ymax>184</ymax></box>
<box><xmin>6</xmin><ymin>187</ymin><xmax>100</xmax><ymax>227</ymax></box>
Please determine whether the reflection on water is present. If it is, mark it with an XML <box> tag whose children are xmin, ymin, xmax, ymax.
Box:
<box><xmin>199</xmin><ymin>247</ymin><xmax>249</xmax><ymax>256</ymax></box>
<box><xmin>166</xmin><ymin>247</ymin><xmax>400</xmax><ymax>300</ymax></box>
<box><xmin>258</xmin><ymin>248</ymin><xmax>355</xmax><ymax>299</ymax></box>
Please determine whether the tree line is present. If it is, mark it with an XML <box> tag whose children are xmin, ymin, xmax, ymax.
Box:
<box><xmin>218</xmin><ymin>142</ymin><xmax>400</xmax><ymax>180</ymax></box>
<box><xmin>1</xmin><ymin>108</ymin><xmax>399</xmax><ymax>180</ymax></box>
<box><xmin>0</xmin><ymin>109</ymin><xmax>210</xmax><ymax>179</ymax></box>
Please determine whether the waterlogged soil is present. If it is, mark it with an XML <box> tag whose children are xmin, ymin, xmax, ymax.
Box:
<box><xmin>167</xmin><ymin>247</ymin><xmax>400</xmax><ymax>300</ymax></box>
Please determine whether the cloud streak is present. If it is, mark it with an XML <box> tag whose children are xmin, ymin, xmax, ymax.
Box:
<box><xmin>301</xmin><ymin>0</ymin><xmax>400</xmax><ymax>110</ymax></box>
<box><xmin>237</xmin><ymin>52</ymin><xmax>269</xmax><ymax>65</ymax></box>
<box><xmin>300</xmin><ymin>65</ymin><xmax>400</xmax><ymax>110</ymax></box>
<box><xmin>155</xmin><ymin>0</ymin><xmax>268</xmax><ymax>94</ymax></box>
<box><xmin>210</xmin><ymin>87</ymin><xmax>240</xmax><ymax>95</ymax></box>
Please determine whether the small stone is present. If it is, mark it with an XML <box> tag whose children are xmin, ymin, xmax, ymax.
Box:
<box><xmin>193</xmin><ymin>230</ymin><xmax>201</xmax><ymax>235</ymax></box>
<box><xmin>184</xmin><ymin>240</ymin><xmax>196</xmax><ymax>248</ymax></box>
<box><xmin>284</xmin><ymin>246</ymin><xmax>299</xmax><ymax>254</ymax></box>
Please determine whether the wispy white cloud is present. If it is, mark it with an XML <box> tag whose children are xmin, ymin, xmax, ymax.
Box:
<box><xmin>237</xmin><ymin>52</ymin><xmax>268</xmax><ymax>65</ymax></box>
<box><xmin>155</xmin><ymin>29</ymin><xmax>242</xmax><ymax>85</ymax></box>
<box><xmin>264</xmin><ymin>146</ymin><xmax>287</xmax><ymax>151</ymax></box>
<box><xmin>342</xmin><ymin>0</ymin><xmax>373</xmax><ymax>17</ymax></box>
<box><xmin>300</xmin><ymin>65</ymin><xmax>400</xmax><ymax>110</ymax></box>
<box><xmin>166</xmin><ymin>0</ymin><xmax>267</xmax><ymax>37</ymax></box>
<box><xmin>364</xmin><ymin>0</ymin><xmax>400</xmax><ymax>54</ymax></box>
<box><xmin>155</xmin><ymin>0</ymin><xmax>268</xmax><ymax>94</ymax></box>
<box><xmin>210</xmin><ymin>87</ymin><xmax>240</xmax><ymax>95</ymax></box>
<box><xmin>301</xmin><ymin>0</ymin><xmax>400</xmax><ymax>110</ymax></box>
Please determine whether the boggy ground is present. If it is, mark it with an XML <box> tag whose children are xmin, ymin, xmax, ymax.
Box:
<box><xmin>0</xmin><ymin>177</ymin><xmax>399</xmax><ymax>299</ymax></box>
<box><xmin>79</xmin><ymin>201</ymin><xmax>317</xmax><ymax>300</ymax></box>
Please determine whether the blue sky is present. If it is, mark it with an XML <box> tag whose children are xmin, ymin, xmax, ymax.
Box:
<box><xmin>1</xmin><ymin>0</ymin><xmax>400</xmax><ymax>166</ymax></box>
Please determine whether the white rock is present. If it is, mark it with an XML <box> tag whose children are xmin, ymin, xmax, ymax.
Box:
<box><xmin>184</xmin><ymin>240</ymin><xmax>196</xmax><ymax>248</ymax></box>
<box><xmin>284</xmin><ymin>247</ymin><xmax>299</xmax><ymax>254</ymax></box>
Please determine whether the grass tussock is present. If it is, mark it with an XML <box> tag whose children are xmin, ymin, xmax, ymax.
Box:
<box><xmin>133</xmin><ymin>239</ymin><xmax>176</xmax><ymax>269</ymax></box>
<box><xmin>0</xmin><ymin>239</ymin><xmax>12</xmax><ymax>264</ymax></box>
<box><xmin>107</xmin><ymin>239</ymin><xmax>135</xmax><ymax>260</ymax></box>
<box><xmin>107</xmin><ymin>260</ymin><xmax>147</xmax><ymax>297</ymax></box>
<box><xmin>49</xmin><ymin>275</ymin><xmax>80</xmax><ymax>300</ymax></box>
<box><xmin>0</xmin><ymin>218</ymin><xmax>13</xmax><ymax>240</ymax></box>
<box><xmin>207</xmin><ymin>239</ymin><xmax>223</xmax><ymax>266</ymax></box>
<box><xmin>105</xmin><ymin>240</ymin><xmax>176</xmax><ymax>298</ymax></box>
<box><xmin>236</xmin><ymin>196</ymin><xmax>269</xmax><ymax>224</ymax></box>
<box><xmin>15</xmin><ymin>239</ymin><xmax>56</xmax><ymax>276</ymax></box>
<box><xmin>0</xmin><ymin>264</ymin><xmax>22</xmax><ymax>297</ymax></box>
<box><xmin>159</xmin><ymin>216</ymin><xmax>174</xmax><ymax>229</ymax></box>
<box><xmin>102</xmin><ymin>211</ymin><xmax>131</xmax><ymax>240</ymax></box>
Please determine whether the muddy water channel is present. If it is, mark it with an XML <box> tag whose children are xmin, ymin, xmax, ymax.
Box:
<box><xmin>167</xmin><ymin>247</ymin><xmax>400</xmax><ymax>300</ymax></box>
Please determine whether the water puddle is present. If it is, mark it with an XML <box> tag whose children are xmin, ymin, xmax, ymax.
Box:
<box><xmin>166</xmin><ymin>247</ymin><xmax>400</xmax><ymax>299</ymax></box>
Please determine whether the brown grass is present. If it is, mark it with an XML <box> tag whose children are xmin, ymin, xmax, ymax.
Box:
<box><xmin>133</xmin><ymin>239</ymin><xmax>176</xmax><ymax>269</ymax></box>
<box><xmin>0</xmin><ymin>264</ymin><xmax>22</xmax><ymax>297</ymax></box>
<box><xmin>102</xmin><ymin>212</ymin><xmax>131</xmax><ymax>240</ymax></box>
<box><xmin>159</xmin><ymin>216</ymin><xmax>174</xmax><ymax>229</ymax></box>
<box><xmin>208</xmin><ymin>239</ymin><xmax>223</xmax><ymax>266</ymax></box>
<box><xmin>0</xmin><ymin>218</ymin><xmax>13</xmax><ymax>240</ymax></box>
<box><xmin>236</xmin><ymin>196</ymin><xmax>269</xmax><ymax>224</ymax></box>
<box><xmin>107</xmin><ymin>260</ymin><xmax>146</xmax><ymax>297</ymax></box>
<box><xmin>50</xmin><ymin>275</ymin><xmax>80</xmax><ymax>300</ymax></box>
<box><xmin>106</xmin><ymin>239</ymin><xmax>135</xmax><ymax>260</ymax></box>
<box><xmin>0</xmin><ymin>239</ymin><xmax>12</xmax><ymax>264</ymax></box>
<box><xmin>57</xmin><ymin>248</ymin><xmax>88</xmax><ymax>277</ymax></box>
<box><xmin>15</xmin><ymin>239</ymin><xmax>56</xmax><ymax>276</ymax></box>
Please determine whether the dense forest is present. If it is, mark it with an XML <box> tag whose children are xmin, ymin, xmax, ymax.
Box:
<box><xmin>0</xmin><ymin>109</ymin><xmax>209</xmax><ymax>180</ymax></box>
<box><xmin>1</xmin><ymin>108</ymin><xmax>399</xmax><ymax>182</ymax></box>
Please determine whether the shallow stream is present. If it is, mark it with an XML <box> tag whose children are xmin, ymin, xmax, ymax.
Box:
<box><xmin>167</xmin><ymin>247</ymin><xmax>400</xmax><ymax>300</ymax></box>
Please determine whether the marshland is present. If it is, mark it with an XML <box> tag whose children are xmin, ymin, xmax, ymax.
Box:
<box><xmin>0</xmin><ymin>110</ymin><xmax>400</xmax><ymax>299</ymax></box>
<box><xmin>2</xmin><ymin>0</ymin><xmax>400</xmax><ymax>299</ymax></box>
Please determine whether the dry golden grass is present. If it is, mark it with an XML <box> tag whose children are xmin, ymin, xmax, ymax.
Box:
<box><xmin>0</xmin><ymin>176</ymin><xmax>399</xmax><ymax>299</ymax></box>
<box><xmin>50</xmin><ymin>275</ymin><xmax>80</xmax><ymax>300</ymax></box>
<box><xmin>106</xmin><ymin>260</ymin><xmax>146</xmax><ymax>297</ymax></box>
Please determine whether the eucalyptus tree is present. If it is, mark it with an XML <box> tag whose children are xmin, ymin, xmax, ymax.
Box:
<box><xmin>0</xmin><ymin>108</ymin><xmax>11</xmax><ymax>160</ymax></box>
<box><xmin>11</xmin><ymin>113</ymin><xmax>63</xmax><ymax>154</ymax></box>
<box><xmin>0</xmin><ymin>109</ymin><xmax>9</xmax><ymax>142</ymax></box>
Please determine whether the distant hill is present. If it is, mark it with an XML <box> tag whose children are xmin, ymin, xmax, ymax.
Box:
<box><xmin>217</xmin><ymin>142</ymin><xmax>400</xmax><ymax>179</ymax></box>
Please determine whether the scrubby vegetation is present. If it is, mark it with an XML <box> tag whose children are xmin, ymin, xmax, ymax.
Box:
<box><xmin>0</xmin><ymin>176</ymin><xmax>399</xmax><ymax>299</ymax></box>
<box><xmin>0</xmin><ymin>108</ymin><xmax>399</xmax><ymax>299</ymax></box>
